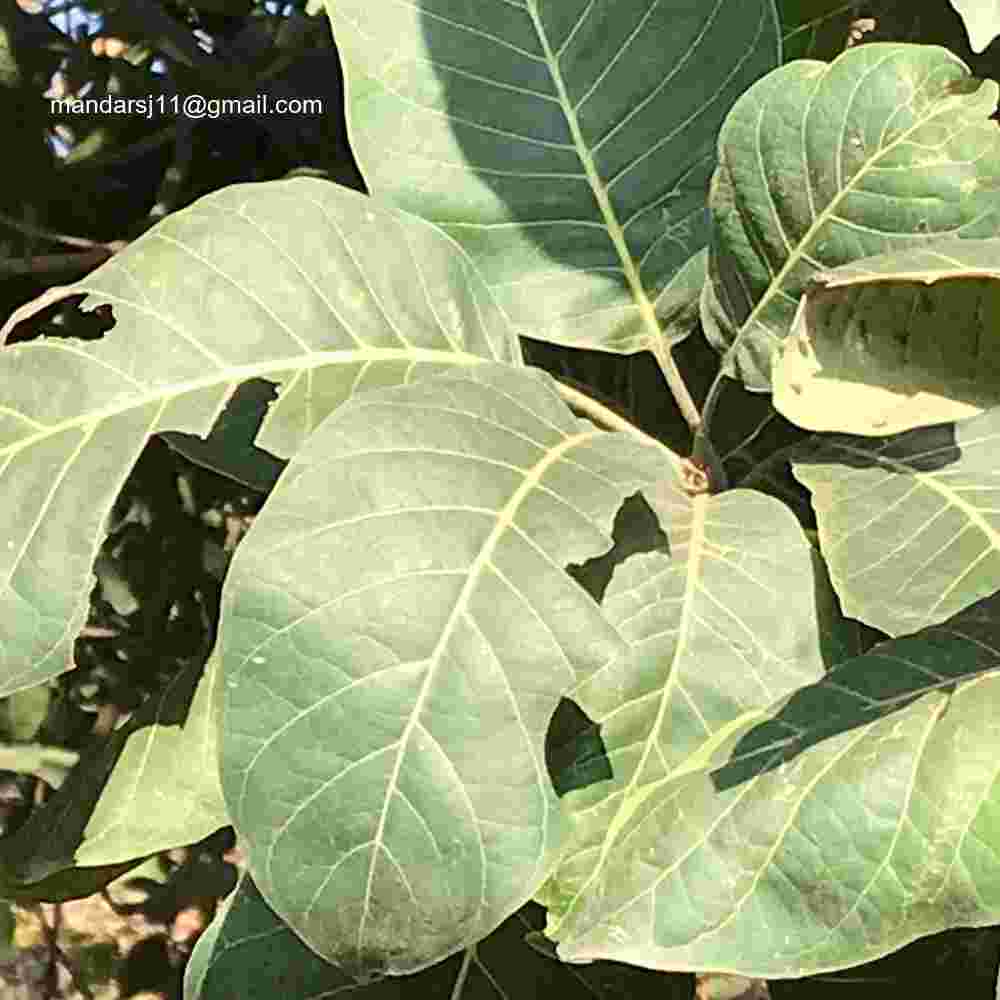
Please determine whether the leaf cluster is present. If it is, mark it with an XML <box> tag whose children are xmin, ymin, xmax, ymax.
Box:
<box><xmin>3</xmin><ymin>2</ymin><xmax>1000</xmax><ymax>1000</ymax></box>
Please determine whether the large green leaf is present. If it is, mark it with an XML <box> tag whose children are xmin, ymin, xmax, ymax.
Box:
<box><xmin>549</xmin><ymin>589</ymin><xmax>1000</xmax><ymax>975</ymax></box>
<box><xmin>773</xmin><ymin>239</ymin><xmax>1000</xmax><ymax>435</ymax></box>
<box><xmin>331</xmin><ymin>0</ymin><xmax>779</xmax><ymax>352</ymax></box>
<box><xmin>701</xmin><ymin>43</ymin><xmax>1000</xmax><ymax>391</ymax></box>
<box><xmin>74</xmin><ymin>653</ymin><xmax>229</xmax><ymax>866</ymax></box>
<box><xmin>217</xmin><ymin>363</ymin><xmax>679</xmax><ymax>980</ymax></box>
<box><xmin>538</xmin><ymin>481</ymin><xmax>855</xmax><ymax>946</ymax></box>
<box><xmin>0</xmin><ymin>710</ymin><xmax>156</xmax><ymax>902</ymax></box>
<box><xmin>0</xmin><ymin>176</ymin><xmax>519</xmax><ymax>700</ymax></box>
<box><xmin>0</xmin><ymin>656</ymin><xmax>226</xmax><ymax>894</ymax></box>
<box><xmin>791</xmin><ymin>412</ymin><xmax>1000</xmax><ymax>636</ymax></box>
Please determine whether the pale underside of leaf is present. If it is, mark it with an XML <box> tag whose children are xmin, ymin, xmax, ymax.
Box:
<box><xmin>553</xmin><ymin>592</ymin><xmax>1000</xmax><ymax>977</ymax></box>
<box><xmin>791</xmin><ymin>411</ymin><xmax>1000</xmax><ymax>636</ymax></box>
<box><xmin>218</xmin><ymin>363</ymin><xmax>680</xmax><ymax>979</ymax></box>
<box><xmin>74</xmin><ymin>652</ymin><xmax>229</xmax><ymax>867</ymax></box>
<box><xmin>542</xmin><ymin>485</ymin><xmax>842</xmax><ymax>949</ymax></box>
<box><xmin>0</xmin><ymin>177</ymin><xmax>518</xmax><ymax>698</ymax></box>
<box><xmin>773</xmin><ymin>239</ymin><xmax>1000</xmax><ymax>435</ymax></box>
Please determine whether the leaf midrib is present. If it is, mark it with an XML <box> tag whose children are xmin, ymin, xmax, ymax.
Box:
<box><xmin>1</xmin><ymin>346</ymin><xmax>490</xmax><ymax>460</ymax></box>
<box><xmin>525</xmin><ymin>5</ymin><xmax>666</xmax><ymax>354</ymax></box>
<box><xmin>358</xmin><ymin>424</ymin><xmax>606</xmax><ymax>946</ymax></box>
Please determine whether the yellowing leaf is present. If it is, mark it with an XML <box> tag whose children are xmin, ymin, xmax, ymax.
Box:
<box><xmin>773</xmin><ymin>239</ymin><xmax>1000</xmax><ymax>435</ymax></box>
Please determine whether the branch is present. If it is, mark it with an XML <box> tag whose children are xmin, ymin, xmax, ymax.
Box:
<box><xmin>0</xmin><ymin>210</ymin><xmax>124</xmax><ymax>252</ymax></box>
<box><xmin>0</xmin><ymin>246</ymin><xmax>120</xmax><ymax>277</ymax></box>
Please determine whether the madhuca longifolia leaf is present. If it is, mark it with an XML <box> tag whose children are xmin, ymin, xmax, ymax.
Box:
<box><xmin>701</xmin><ymin>43</ymin><xmax>1000</xmax><ymax>391</ymax></box>
<box><xmin>551</xmin><ymin>589</ymin><xmax>1000</xmax><ymax>976</ymax></box>
<box><xmin>0</xmin><ymin>176</ymin><xmax>520</xmax><ymax>699</ymax></box>
<box><xmin>333</xmin><ymin>0</ymin><xmax>778</xmax><ymax>352</ymax></box>
<box><xmin>538</xmin><ymin>468</ymin><xmax>858</xmax><ymax>963</ymax></box>
<box><xmin>217</xmin><ymin>362</ymin><xmax>682</xmax><ymax>978</ymax></box>
<box><xmin>772</xmin><ymin>240</ymin><xmax>1000</xmax><ymax>436</ymax></box>
<box><xmin>791</xmin><ymin>412</ymin><xmax>1000</xmax><ymax>636</ymax></box>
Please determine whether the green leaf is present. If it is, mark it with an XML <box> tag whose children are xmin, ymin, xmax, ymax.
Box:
<box><xmin>331</xmin><ymin>0</ymin><xmax>779</xmax><ymax>351</ymax></box>
<box><xmin>551</xmin><ymin>590</ymin><xmax>1000</xmax><ymax>975</ymax></box>
<box><xmin>0</xmin><ymin>177</ymin><xmax>519</xmax><ymax>699</ymax></box>
<box><xmin>701</xmin><ymin>43</ymin><xmax>1000</xmax><ymax>391</ymax></box>
<box><xmin>791</xmin><ymin>413</ymin><xmax>1000</xmax><ymax>636</ymax></box>
<box><xmin>74</xmin><ymin>654</ymin><xmax>229</xmax><ymax>867</ymax></box>
<box><xmin>0</xmin><ymin>658</ymin><xmax>224</xmax><ymax>897</ymax></box>
<box><xmin>950</xmin><ymin>0</ymin><xmax>1000</xmax><ymax>52</ymax></box>
<box><xmin>540</xmin><ymin>481</ymin><xmax>852</xmax><ymax>943</ymax></box>
<box><xmin>773</xmin><ymin>239</ymin><xmax>1000</xmax><ymax>435</ymax></box>
<box><xmin>218</xmin><ymin>362</ymin><xmax>679</xmax><ymax>979</ymax></box>
<box><xmin>0</xmin><ymin>683</ymin><xmax>51</xmax><ymax>742</ymax></box>
<box><xmin>0</xmin><ymin>856</ymin><xmax>149</xmax><ymax>905</ymax></box>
